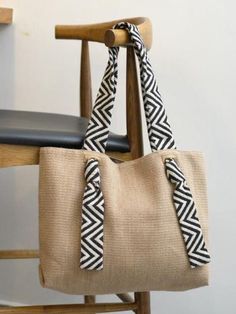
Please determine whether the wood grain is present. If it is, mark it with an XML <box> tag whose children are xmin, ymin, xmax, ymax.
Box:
<box><xmin>80</xmin><ymin>40</ymin><xmax>92</xmax><ymax>118</ymax></box>
<box><xmin>135</xmin><ymin>292</ymin><xmax>151</xmax><ymax>314</ymax></box>
<box><xmin>0</xmin><ymin>8</ymin><xmax>13</xmax><ymax>24</ymax></box>
<box><xmin>126</xmin><ymin>47</ymin><xmax>143</xmax><ymax>159</ymax></box>
<box><xmin>0</xmin><ymin>145</ymin><xmax>39</xmax><ymax>168</ymax></box>
<box><xmin>0</xmin><ymin>144</ymin><xmax>132</xmax><ymax>168</ymax></box>
<box><xmin>55</xmin><ymin>17</ymin><xmax>152</xmax><ymax>50</ymax></box>
<box><xmin>0</xmin><ymin>250</ymin><xmax>39</xmax><ymax>259</ymax></box>
<box><xmin>0</xmin><ymin>302</ymin><xmax>138</xmax><ymax>313</ymax></box>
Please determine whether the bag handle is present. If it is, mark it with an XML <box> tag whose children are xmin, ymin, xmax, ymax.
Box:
<box><xmin>82</xmin><ymin>22</ymin><xmax>176</xmax><ymax>153</ymax></box>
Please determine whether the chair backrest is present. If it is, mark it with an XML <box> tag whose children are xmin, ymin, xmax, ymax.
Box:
<box><xmin>55</xmin><ymin>17</ymin><xmax>152</xmax><ymax>159</ymax></box>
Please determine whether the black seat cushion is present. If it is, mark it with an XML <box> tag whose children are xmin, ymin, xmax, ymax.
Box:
<box><xmin>0</xmin><ymin>110</ymin><xmax>129</xmax><ymax>152</ymax></box>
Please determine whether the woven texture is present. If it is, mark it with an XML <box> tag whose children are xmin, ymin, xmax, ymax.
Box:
<box><xmin>39</xmin><ymin>147</ymin><xmax>209</xmax><ymax>295</ymax></box>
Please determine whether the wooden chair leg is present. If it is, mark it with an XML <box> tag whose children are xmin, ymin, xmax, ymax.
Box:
<box><xmin>134</xmin><ymin>292</ymin><xmax>151</xmax><ymax>314</ymax></box>
<box><xmin>84</xmin><ymin>295</ymin><xmax>96</xmax><ymax>314</ymax></box>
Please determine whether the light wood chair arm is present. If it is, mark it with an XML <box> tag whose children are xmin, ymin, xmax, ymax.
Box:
<box><xmin>55</xmin><ymin>17</ymin><xmax>152</xmax><ymax>50</ymax></box>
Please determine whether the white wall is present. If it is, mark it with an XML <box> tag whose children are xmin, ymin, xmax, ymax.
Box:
<box><xmin>0</xmin><ymin>0</ymin><xmax>235</xmax><ymax>313</ymax></box>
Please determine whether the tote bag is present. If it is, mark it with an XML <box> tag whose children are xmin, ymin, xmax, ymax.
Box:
<box><xmin>39</xmin><ymin>22</ymin><xmax>210</xmax><ymax>295</ymax></box>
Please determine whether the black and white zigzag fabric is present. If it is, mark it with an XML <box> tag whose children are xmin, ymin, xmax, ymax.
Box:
<box><xmin>82</xmin><ymin>45</ymin><xmax>119</xmax><ymax>153</ymax></box>
<box><xmin>82</xmin><ymin>23</ymin><xmax>176</xmax><ymax>153</ymax></box>
<box><xmin>80</xmin><ymin>22</ymin><xmax>210</xmax><ymax>270</ymax></box>
<box><xmin>165</xmin><ymin>158</ymin><xmax>211</xmax><ymax>267</ymax></box>
<box><xmin>80</xmin><ymin>159</ymin><xmax>104</xmax><ymax>270</ymax></box>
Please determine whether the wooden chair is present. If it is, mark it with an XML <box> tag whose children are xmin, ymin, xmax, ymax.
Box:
<box><xmin>0</xmin><ymin>17</ymin><xmax>152</xmax><ymax>314</ymax></box>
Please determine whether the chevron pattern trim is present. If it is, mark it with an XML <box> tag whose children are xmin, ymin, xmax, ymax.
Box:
<box><xmin>82</xmin><ymin>47</ymin><xmax>119</xmax><ymax>153</ymax></box>
<box><xmin>83</xmin><ymin>22</ymin><xmax>176</xmax><ymax>153</ymax></box>
<box><xmin>80</xmin><ymin>159</ymin><xmax>104</xmax><ymax>270</ymax></box>
<box><xmin>115</xmin><ymin>22</ymin><xmax>176</xmax><ymax>151</ymax></box>
<box><xmin>165</xmin><ymin>158</ymin><xmax>211</xmax><ymax>268</ymax></box>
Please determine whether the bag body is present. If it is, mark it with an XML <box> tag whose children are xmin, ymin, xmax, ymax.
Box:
<box><xmin>39</xmin><ymin>148</ymin><xmax>209</xmax><ymax>294</ymax></box>
<box><xmin>39</xmin><ymin>22</ymin><xmax>210</xmax><ymax>295</ymax></box>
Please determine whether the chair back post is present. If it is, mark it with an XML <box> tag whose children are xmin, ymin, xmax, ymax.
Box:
<box><xmin>80</xmin><ymin>40</ymin><xmax>92</xmax><ymax>118</ymax></box>
<box><xmin>126</xmin><ymin>46</ymin><xmax>143</xmax><ymax>159</ymax></box>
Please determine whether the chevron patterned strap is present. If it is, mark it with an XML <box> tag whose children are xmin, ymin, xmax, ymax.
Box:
<box><xmin>80</xmin><ymin>159</ymin><xmax>104</xmax><ymax>270</ymax></box>
<box><xmin>80</xmin><ymin>46</ymin><xmax>119</xmax><ymax>270</ymax></box>
<box><xmin>82</xmin><ymin>46</ymin><xmax>119</xmax><ymax>153</ymax></box>
<box><xmin>114</xmin><ymin>22</ymin><xmax>176</xmax><ymax>151</ymax></box>
<box><xmin>83</xmin><ymin>22</ymin><xmax>176</xmax><ymax>153</ymax></box>
<box><xmin>165</xmin><ymin>158</ymin><xmax>211</xmax><ymax>267</ymax></box>
<box><xmin>80</xmin><ymin>23</ymin><xmax>210</xmax><ymax>270</ymax></box>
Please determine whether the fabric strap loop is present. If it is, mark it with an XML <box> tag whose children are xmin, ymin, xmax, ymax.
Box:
<box><xmin>80</xmin><ymin>158</ymin><xmax>105</xmax><ymax>270</ymax></box>
<box><xmin>165</xmin><ymin>158</ymin><xmax>211</xmax><ymax>268</ymax></box>
<box><xmin>82</xmin><ymin>22</ymin><xmax>176</xmax><ymax>153</ymax></box>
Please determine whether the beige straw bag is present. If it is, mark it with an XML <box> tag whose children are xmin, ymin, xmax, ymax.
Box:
<box><xmin>39</xmin><ymin>23</ymin><xmax>210</xmax><ymax>295</ymax></box>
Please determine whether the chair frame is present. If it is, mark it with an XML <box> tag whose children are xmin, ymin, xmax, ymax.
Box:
<box><xmin>0</xmin><ymin>17</ymin><xmax>152</xmax><ymax>314</ymax></box>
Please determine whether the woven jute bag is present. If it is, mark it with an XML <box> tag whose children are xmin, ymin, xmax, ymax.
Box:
<box><xmin>39</xmin><ymin>23</ymin><xmax>211</xmax><ymax>295</ymax></box>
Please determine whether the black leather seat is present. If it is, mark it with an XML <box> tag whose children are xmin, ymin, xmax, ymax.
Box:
<box><xmin>0</xmin><ymin>110</ymin><xmax>130</xmax><ymax>152</ymax></box>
